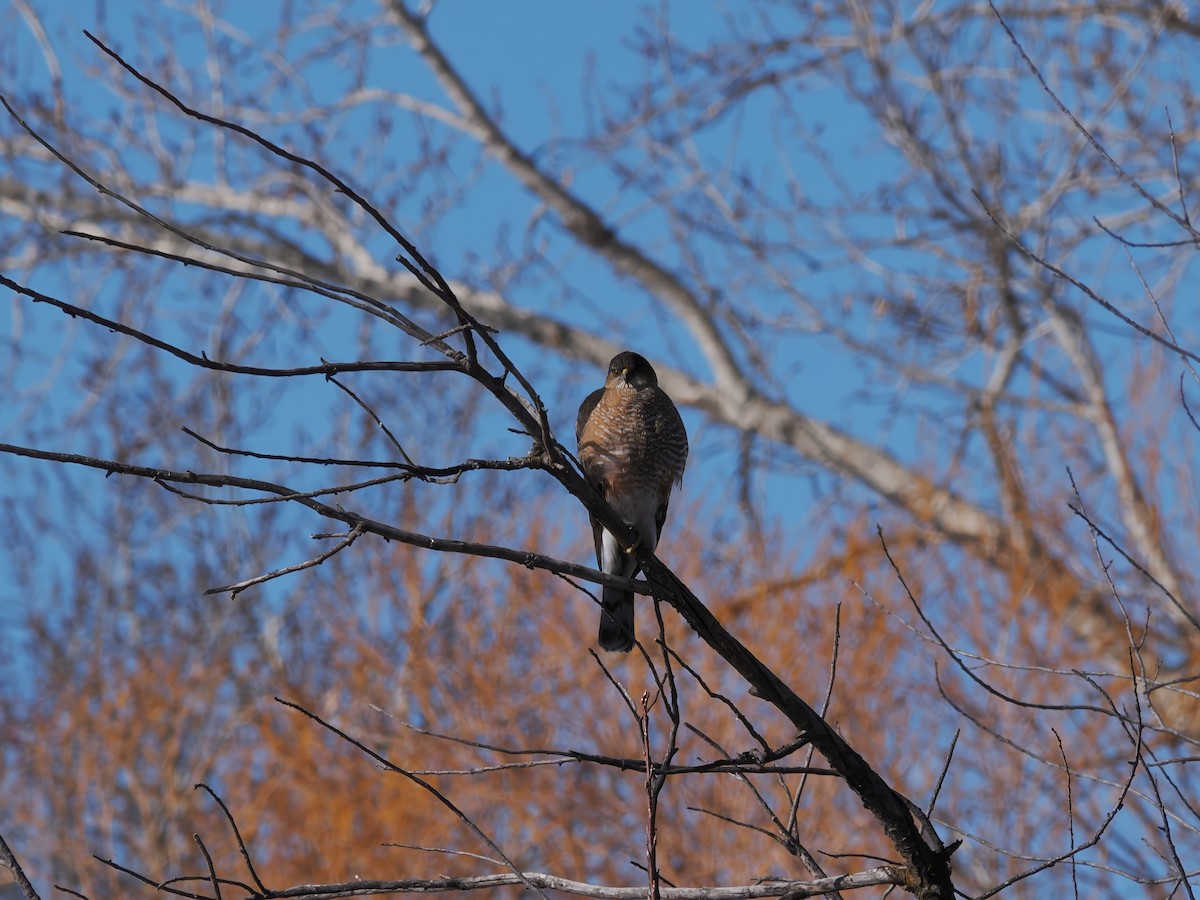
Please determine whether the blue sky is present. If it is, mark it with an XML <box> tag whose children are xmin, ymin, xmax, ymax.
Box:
<box><xmin>6</xmin><ymin>0</ymin><xmax>1197</xmax><ymax>567</ymax></box>
<box><xmin>6</xmin><ymin>0</ymin><xmax>1197</xmax><ymax>595</ymax></box>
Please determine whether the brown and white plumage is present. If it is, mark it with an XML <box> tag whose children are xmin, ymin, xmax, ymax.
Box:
<box><xmin>576</xmin><ymin>351</ymin><xmax>688</xmax><ymax>652</ymax></box>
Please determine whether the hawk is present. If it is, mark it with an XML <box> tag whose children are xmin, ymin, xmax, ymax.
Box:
<box><xmin>576</xmin><ymin>351</ymin><xmax>689</xmax><ymax>652</ymax></box>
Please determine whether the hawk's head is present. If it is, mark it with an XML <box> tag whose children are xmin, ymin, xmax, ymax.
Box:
<box><xmin>608</xmin><ymin>351</ymin><xmax>657</xmax><ymax>390</ymax></box>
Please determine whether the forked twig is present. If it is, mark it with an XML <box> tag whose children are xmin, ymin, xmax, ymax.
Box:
<box><xmin>206</xmin><ymin>525</ymin><xmax>365</xmax><ymax>598</ymax></box>
<box><xmin>194</xmin><ymin>783</ymin><xmax>268</xmax><ymax>894</ymax></box>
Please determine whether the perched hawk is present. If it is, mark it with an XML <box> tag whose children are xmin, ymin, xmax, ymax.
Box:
<box><xmin>576</xmin><ymin>351</ymin><xmax>688</xmax><ymax>652</ymax></box>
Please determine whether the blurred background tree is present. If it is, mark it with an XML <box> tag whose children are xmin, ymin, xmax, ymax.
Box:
<box><xmin>1</xmin><ymin>1</ymin><xmax>1198</xmax><ymax>897</ymax></box>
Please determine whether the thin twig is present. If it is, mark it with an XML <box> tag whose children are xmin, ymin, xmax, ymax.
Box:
<box><xmin>660</xmin><ymin>643</ymin><xmax>773</xmax><ymax>754</ymax></box>
<box><xmin>1051</xmin><ymin>730</ymin><xmax>1078</xmax><ymax>900</ymax></box>
<box><xmin>926</xmin><ymin>730</ymin><xmax>959</xmax><ymax>822</ymax></box>
<box><xmin>59</xmin><ymin>227</ymin><xmax>445</xmax><ymax>345</ymax></box>
<box><xmin>1065</xmin><ymin>494</ymin><xmax>1200</xmax><ymax>632</ymax></box>
<box><xmin>0</xmin><ymin>272</ymin><xmax>457</xmax><ymax>380</ymax></box>
<box><xmin>193</xmin><ymin>784</ymin><xmax>268</xmax><ymax>894</ymax></box>
<box><xmin>191</xmin><ymin>834</ymin><xmax>222</xmax><ymax>900</ymax></box>
<box><xmin>326</xmin><ymin>375</ymin><xmax>414</xmax><ymax>465</ymax></box>
<box><xmin>641</xmin><ymin>692</ymin><xmax>662</xmax><ymax>900</ymax></box>
<box><xmin>685</xmin><ymin>724</ymin><xmax>805</xmax><ymax>866</ymax></box>
<box><xmin>207</xmin><ymin>525</ymin><xmax>365</xmax><ymax>597</ymax></box>
<box><xmin>381</xmin><ymin>844</ymin><xmax>503</xmax><ymax>868</ymax></box>
<box><xmin>588</xmin><ymin>649</ymin><xmax>640</xmax><ymax>721</ymax></box>
<box><xmin>371</xmin><ymin>706</ymin><xmax>832</xmax><ymax>775</ymax></box>
<box><xmin>787</xmin><ymin>604</ymin><xmax>842</xmax><ymax>837</ymax></box>
<box><xmin>91</xmin><ymin>854</ymin><xmax>213</xmax><ymax>899</ymax></box>
<box><xmin>183</xmin><ymin>426</ymin><xmax>538</xmax><ymax>480</ymax></box>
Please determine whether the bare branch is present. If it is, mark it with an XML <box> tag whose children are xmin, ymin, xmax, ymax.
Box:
<box><xmin>193</xmin><ymin>784</ymin><xmax>268</xmax><ymax>896</ymax></box>
<box><xmin>205</xmin><ymin>525</ymin><xmax>365</xmax><ymax>598</ymax></box>
<box><xmin>207</xmin><ymin>867</ymin><xmax>910</xmax><ymax>900</ymax></box>
<box><xmin>0</xmin><ymin>441</ymin><xmax>641</xmax><ymax>593</ymax></box>
<box><xmin>0</xmin><ymin>272</ymin><xmax>459</xmax><ymax>381</ymax></box>
<box><xmin>371</xmin><ymin>705</ymin><xmax>832</xmax><ymax>777</ymax></box>
<box><xmin>0</xmin><ymin>832</ymin><xmax>41</xmax><ymax>900</ymax></box>
<box><xmin>190</xmin><ymin>834</ymin><xmax>221</xmax><ymax>900</ymax></box>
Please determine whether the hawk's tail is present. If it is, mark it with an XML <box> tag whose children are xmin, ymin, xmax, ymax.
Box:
<box><xmin>598</xmin><ymin>587</ymin><xmax>635</xmax><ymax>652</ymax></box>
